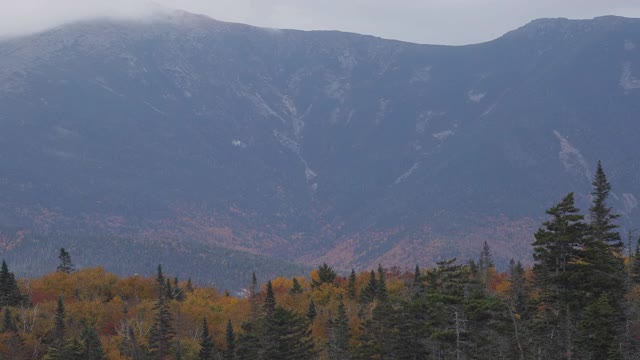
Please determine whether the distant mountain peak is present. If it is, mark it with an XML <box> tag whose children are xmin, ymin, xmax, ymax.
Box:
<box><xmin>504</xmin><ymin>15</ymin><xmax>639</xmax><ymax>41</ymax></box>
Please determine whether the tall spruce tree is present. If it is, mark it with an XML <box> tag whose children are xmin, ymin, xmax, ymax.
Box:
<box><xmin>263</xmin><ymin>306</ymin><xmax>315</xmax><ymax>360</ymax></box>
<box><xmin>376</xmin><ymin>265</ymin><xmax>388</xmax><ymax>302</ymax></box>
<box><xmin>347</xmin><ymin>269</ymin><xmax>357</xmax><ymax>300</ymax></box>
<box><xmin>531</xmin><ymin>193</ymin><xmax>587</xmax><ymax>359</ymax></box>
<box><xmin>80</xmin><ymin>322</ymin><xmax>106</xmax><ymax>360</ymax></box>
<box><xmin>148</xmin><ymin>265</ymin><xmax>175</xmax><ymax>360</ymax></box>
<box><xmin>198</xmin><ymin>318</ymin><xmax>215</xmax><ymax>360</ymax></box>
<box><xmin>327</xmin><ymin>297</ymin><xmax>351</xmax><ymax>360</ymax></box>
<box><xmin>224</xmin><ymin>320</ymin><xmax>235</xmax><ymax>360</ymax></box>
<box><xmin>56</xmin><ymin>248</ymin><xmax>74</xmax><ymax>273</ymax></box>
<box><xmin>0</xmin><ymin>261</ymin><xmax>23</xmax><ymax>307</ymax></box>
<box><xmin>306</xmin><ymin>300</ymin><xmax>317</xmax><ymax>322</ymax></box>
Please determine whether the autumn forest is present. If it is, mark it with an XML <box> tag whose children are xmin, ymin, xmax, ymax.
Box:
<box><xmin>1</xmin><ymin>162</ymin><xmax>639</xmax><ymax>360</ymax></box>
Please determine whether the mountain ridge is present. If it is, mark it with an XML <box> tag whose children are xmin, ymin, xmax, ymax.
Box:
<box><xmin>1</xmin><ymin>12</ymin><xmax>640</xmax><ymax>281</ymax></box>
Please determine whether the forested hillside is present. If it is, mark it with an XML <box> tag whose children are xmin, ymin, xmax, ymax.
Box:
<box><xmin>0</xmin><ymin>163</ymin><xmax>638</xmax><ymax>359</ymax></box>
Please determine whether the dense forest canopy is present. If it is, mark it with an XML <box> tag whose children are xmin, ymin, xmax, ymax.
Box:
<box><xmin>0</xmin><ymin>163</ymin><xmax>639</xmax><ymax>359</ymax></box>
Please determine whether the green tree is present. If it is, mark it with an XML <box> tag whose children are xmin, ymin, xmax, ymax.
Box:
<box><xmin>0</xmin><ymin>261</ymin><xmax>23</xmax><ymax>307</ymax></box>
<box><xmin>264</xmin><ymin>280</ymin><xmax>276</xmax><ymax>315</ymax></box>
<box><xmin>359</xmin><ymin>271</ymin><xmax>377</xmax><ymax>305</ymax></box>
<box><xmin>148</xmin><ymin>283</ymin><xmax>175</xmax><ymax>360</ymax></box>
<box><xmin>80</xmin><ymin>322</ymin><xmax>106</xmax><ymax>360</ymax></box>
<box><xmin>56</xmin><ymin>248</ymin><xmax>74</xmax><ymax>273</ymax></box>
<box><xmin>312</xmin><ymin>263</ymin><xmax>336</xmax><ymax>288</ymax></box>
<box><xmin>347</xmin><ymin>269</ymin><xmax>357</xmax><ymax>300</ymax></box>
<box><xmin>198</xmin><ymin>318</ymin><xmax>215</xmax><ymax>360</ymax></box>
<box><xmin>224</xmin><ymin>320</ymin><xmax>236</xmax><ymax>360</ymax></box>
<box><xmin>263</xmin><ymin>306</ymin><xmax>315</xmax><ymax>360</ymax></box>
<box><xmin>327</xmin><ymin>297</ymin><xmax>350</xmax><ymax>360</ymax></box>
<box><xmin>2</xmin><ymin>308</ymin><xmax>16</xmax><ymax>333</ymax></box>
<box><xmin>376</xmin><ymin>265</ymin><xmax>388</xmax><ymax>302</ymax></box>
<box><xmin>289</xmin><ymin>278</ymin><xmax>303</xmax><ymax>295</ymax></box>
<box><xmin>531</xmin><ymin>193</ymin><xmax>587</xmax><ymax>359</ymax></box>
<box><xmin>306</xmin><ymin>300</ymin><xmax>317</xmax><ymax>322</ymax></box>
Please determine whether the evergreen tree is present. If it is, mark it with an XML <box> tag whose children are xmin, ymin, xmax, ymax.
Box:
<box><xmin>155</xmin><ymin>264</ymin><xmax>165</xmax><ymax>299</ymax></box>
<box><xmin>148</xmin><ymin>293</ymin><xmax>174</xmax><ymax>359</ymax></box>
<box><xmin>2</xmin><ymin>308</ymin><xmax>16</xmax><ymax>333</ymax></box>
<box><xmin>633</xmin><ymin>241</ymin><xmax>640</xmax><ymax>284</ymax></box>
<box><xmin>263</xmin><ymin>306</ymin><xmax>315</xmax><ymax>360</ymax></box>
<box><xmin>56</xmin><ymin>248</ymin><xmax>74</xmax><ymax>273</ymax></box>
<box><xmin>376</xmin><ymin>264</ymin><xmax>388</xmax><ymax>302</ymax></box>
<box><xmin>53</xmin><ymin>296</ymin><xmax>66</xmax><ymax>348</ymax></box>
<box><xmin>508</xmin><ymin>259</ymin><xmax>528</xmax><ymax>315</ymax></box>
<box><xmin>583</xmin><ymin>162</ymin><xmax>625</xmax><ymax>300</ymax></box>
<box><xmin>531</xmin><ymin>193</ymin><xmax>587</xmax><ymax>358</ymax></box>
<box><xmin>327</xmin><ymin>297</ymin><xmax>350</xmax><ymax>360</ymax></box>
<box><xmin>289</xmin><ymin>278</ymin><xmax>303</xmax><ymax>295</ymax></box>
<box><xmin>347</xmin><ymin>269</ymin><xmax>357</xmax><ymax>300</ymax></box>
<box><xmin>306</xmin><ymin>300</ymin><xmax>317</xmax><ymax>322</ymax></box>
<box><xmin>224</xmin><ymin>320</ymin><xmax>235</xmax><ymax>360</ymax></box>
<box><xmin>410</xmin><ymin>264</ymin><xmax>424</xmax><ymax>297</ymax></box>
<box><xmin>359</xmin><ymin>271</ymin><xmax>377</xmax><ymax>305</ymax></box>
<box><xmin>198</xmin><ymin>318</ymin><xmax>215</xmax><ymax>360</ymax></box>
<box><xmin>312</xmin><ymin>263</ymin><xmax>336</xmax><ymax>288</ymax></box>
<box><xmin>576</xmin><ymin>294</ymin><xmax>621</xmax><ymax>359</ymax></box>
<box><xmin>80</xmin><ymin>322</ymin><xmax>106</xmax><ymax>360</ymax></box>
<box><xmin>0</xmin><ymin>261</ymin><xmax>23</xmax><ymax>307</ymax></box>
<box><xmin>264</xmin><ymin>280</ymin><xmax>276</xmax><ymax>315</ymax></box>
<box><xmin>235</xmin><ymin>321</ymin><xmax>261</xmax><ymax>360</ymax></box>
<box><xmin>478</xmin><ymin>241</ymin><xmax>494</xmax><ymax>290</ymax></box>
<box><xmin>186</xmin><ymin>278</ymin><xmax>194</xmax><ymax>293</ymax></box>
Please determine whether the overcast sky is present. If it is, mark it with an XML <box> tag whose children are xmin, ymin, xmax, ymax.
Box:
<box><xmin>2</xmin><ymin>0</ymin><xmax>640</xmax><ymax>44</ymax></box>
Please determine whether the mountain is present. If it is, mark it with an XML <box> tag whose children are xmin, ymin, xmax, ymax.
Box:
<box><xmin>1</xmin><ymin>12</ymin><xmax>640</xmax><ymax>281</ymax></box>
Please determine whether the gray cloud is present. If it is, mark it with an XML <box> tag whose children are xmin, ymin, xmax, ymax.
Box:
<box><xmin>2</xmin><ymin>0</ymin><xmax>640</xmax><ymax>44</ymax></box>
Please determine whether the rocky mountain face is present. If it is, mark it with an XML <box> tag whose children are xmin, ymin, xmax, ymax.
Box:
<box><xmin>1</xmin><ymin>12</ymin><xmax>640</xmax><ymax>281</ymax></box>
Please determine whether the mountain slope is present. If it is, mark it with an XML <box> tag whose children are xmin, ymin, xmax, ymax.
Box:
<box><xmin>1</xmin><ymin>12</ymin><xmax>640</xmax><ymax>276</ymax></box>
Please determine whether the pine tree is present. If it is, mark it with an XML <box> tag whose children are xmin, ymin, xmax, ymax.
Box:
<box><xmin>56</xmin><ymin>248</ymin><xmax>74</xmax><ymax>273</ymax></box>
<box><xmin>148</xmin><ymin>281</ymin><xmax>174</xmax><ymax>360</ymax></box>
<box><xmin>263</xmin><ymin>306</ymin><xmax>315</xmax><ymax>360</ymax></box>
<box><xmin>410</xmin><ymin>265</ymin><xmax>425</xmax><ymax>299</ymax></box>
<box><xmin>306</xmin><ymin>300</ymin><xmax>317</xmax><ymax>322</ymax></box>
<box><xmin>359</xmin><ymin>271</ymin><xmax>377</xmax><ymax>305</ymax></box>
<box><xmin>327</xmin><ymin>297</ymin><xmax>350</xmax><ymax>360</ymax></box>
<box><xmin>312</xmin><ymin>263</ymin><xmax>336</xmax><ymax>288</ymax></box>
<box><xmin>198</xmin><ymin>318</ymin><xmax>215</xmax><ymax>360</ymax></box>
<box><xmin>186</xmin><ymin>278</ymin><xmax>194</xmax><ymax>293</ymax></box>
<box><xmin>347</xmin><ymin>269</ymin><xmax>357</xmax><ymax>300</ymax></box>
<box><xmin>531</xmin><ymin>193</ymin><xmax>587</xmax><ymax>358</ymax></box>
<box><xmin>0</xmin><ymin>261</ymin><xmax>23</xmax><ymax>307</ymax></box>
<box><xmin>289</xmin><ymin>278</ymin><xmax>303</xmax><ymax>295</ymax></box>
<box><xmin>376</xmin><ymin>265</ymin><xmax>388</xmax><ymax>302</ymax></box>
<box><xmin>80</xmin><ymin>322</ymin><xmax>106</xmax><ymax>360</ymax></box>
<box><xmin>583</xmin><ymin>162</ymin><xmax>625</xmax><ymax>300</ymax></box>
<box><xmin>264</xmin><ymin>280</ymin><xmax>276</xmax><ymax>316</ymax></box>
<box><xmin>2</xmin><ymin>308</ymin><xmax>16</xmax><ymax>333</ymax></box>
<box><xmin>478</xmin><ymin>241</ymin><xmax>494</xmax><ymax>291</ymax></box>
<box><xmin>224</xmin><ymin>320</ymin><xmax>235</xmax><ymax>360</ymax></box>
<box><xmin>53</xmin><ymin>296</ymin><xmax>66</xmax><ymax>348</ymax></box>
<box><xmin>577</xmin><ymin>294</ymin><xmax>622</xmax><ymax>359</ymax></box>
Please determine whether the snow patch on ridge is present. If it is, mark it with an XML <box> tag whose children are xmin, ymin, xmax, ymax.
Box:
<box><xmin>395</xmin><ymin>162</ymin><xmax>419</xmax><ymax>185</ymax></box>
<box><xmin>620</xmin><ymin>62</ymin><xmax>640</xmax><ymax>91</ymax></box>
<box><xmin>433</xmin><ymin>130</ymin><xmax>454</xmax><ymax>141</ymax></box>
<box><xmin>468</xmin><ymin>90</ymin><xmax>486</xmax><ymax>103</ymax></box>
<box><xmin>553</xmin><ymin>130</ymin><xmax>590</xmax><ymax>180</ymax></box>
